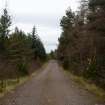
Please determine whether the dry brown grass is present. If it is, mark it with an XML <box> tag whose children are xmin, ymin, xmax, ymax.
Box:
<box><xmin>65</xmin><ymin>70</ymin><xmax>105</xmax><ymax>100</ymax></box>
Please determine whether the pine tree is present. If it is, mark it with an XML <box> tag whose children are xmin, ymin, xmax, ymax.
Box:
<box><xmin>0</xmin><ymin>8</ymin><xmax>11</xmax><ymax>52</ymax></box>
<box><xmin>31</xmin><ymin>26</ymin><xmax>46</xmax><ymax>60</ymax></box>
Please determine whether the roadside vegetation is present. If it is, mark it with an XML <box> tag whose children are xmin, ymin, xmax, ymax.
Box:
<box><xmin>0</xmin><ymin>8</ymin><xmax>46</xmax><ymax>93</ymax></box>
<box><xmin>65</xmin><ymin>70</ymin><xmax>105</xmax><ymax>100</ymax></box>
<box><xmin>47</xmin><ymin>50</ymin><xmax>57</xmax><ymax>60</ymax></box>
<box><xmin>0</xmin><ymin>76</ymin><xmax>28</xmax><ymax>97</ymax></box>
<box><xmin>57</xmin><ymin>0</ymin><xmax>105</xmax><ymax>91</ymax></box>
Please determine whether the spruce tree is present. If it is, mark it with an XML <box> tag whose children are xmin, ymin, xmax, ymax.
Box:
<box><xmin>0</xmin><ymin>8</ymin><xmax>11</xmax><ymax>52</ymax></box>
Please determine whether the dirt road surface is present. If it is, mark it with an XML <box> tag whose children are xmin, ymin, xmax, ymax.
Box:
<box><xmin>0</xmin><ymin>60</ymin><xmax>104</xmax><ymax>105</ymax></box>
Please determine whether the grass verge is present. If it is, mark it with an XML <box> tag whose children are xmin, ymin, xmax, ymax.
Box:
<box><xmin>0</xmin><ymin>62</ymin><xmax>48</xmax><ymax>98</ymax></box>
<box><xmin>0</xmin><ymin>76</ymin><xmax>28</xmax><ymax>98</ymax></box>
<box><xmin>65</xmin><ymin>70</ymin><xmax>105</xmax><ymax>100</ymax></box>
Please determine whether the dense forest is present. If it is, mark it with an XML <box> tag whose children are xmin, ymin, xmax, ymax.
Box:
<box><xmin>0</xmin><ymin>8</ymin><xmax>46</xmax><ymax>90</ymax></box>
<box><xmin>57</xmin><ymin>0</ymin><xmax>105</xmax><ymax>89</ymax></box>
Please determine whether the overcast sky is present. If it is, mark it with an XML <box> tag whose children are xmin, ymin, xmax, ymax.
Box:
<box><xmin>0</xmin><ymin>0</ymin><xmax>79</xmax><ymax>53</ymax></box>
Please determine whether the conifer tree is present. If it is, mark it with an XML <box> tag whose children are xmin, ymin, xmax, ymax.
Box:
<box><xmin>0</xmin><ymin>8</ymin><xmax>11</xmax><ymax>52</ymax></box>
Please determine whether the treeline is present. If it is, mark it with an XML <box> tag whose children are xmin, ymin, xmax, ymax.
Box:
<box><xmin>0</xmin><ymin>8</ymin><xmax>46</xmax><ymax>80</ymax></box>
<box><xmin>57</xmin><ymin>0</ymin><xmax>105</xmax><ymax>89</ymax></box>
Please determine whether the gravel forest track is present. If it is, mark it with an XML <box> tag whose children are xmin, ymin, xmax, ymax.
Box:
<box><xmin>0</xmin><ymin>60</ymin><xmax>104</xmax><ymax>105</ymax></box>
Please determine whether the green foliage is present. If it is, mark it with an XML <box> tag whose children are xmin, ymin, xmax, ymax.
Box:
<box><xmin>84</xmin><ymin>58</ymin><xmax>97</xmax><ymax>80</ymax></box>
<box><xmin>57</xmin><ymin>0</ymin><xmax>105</xmax><ymax>89</ymax></box>
<box><xmin>0</xmin><ymin>80</ymin><xmax>5</xmax><ymax>92</ymax></box>
<box><xmin>0</xmin><ymin>8</ymin><xmax>46</xmax><ymax>81</ymax></box>
<box><xmin>62</xmin><ymin>58</ymin><xmax>70</xmax><ymax>69</ymax></box>
<box><xmin>17</xmin><ymin>62</ymin><xmax>28</xmax><ymax>76</ymax></box>
<box><xmin>7</xmin><ymin>26</ymin><xmax>46</xmax><ymax>75</ymax></box>
<box><xmin>48</xmin><ymin>50</ymin><xmax>57</xmax><ymax>60</ymax></box>
<box><xmin>89</xmin><ymin>0</ymin><xmax>105</xmax><ymax>9</ymax></box>
<box><xmin>30</xmin><ymin>26</ymin><xmax>46</xmax><ymax>61</ymax></box>
<box><xmin>0</xmin><ymin>8</ymin><xmax>11</xmax><ymax>52</ymax></box>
